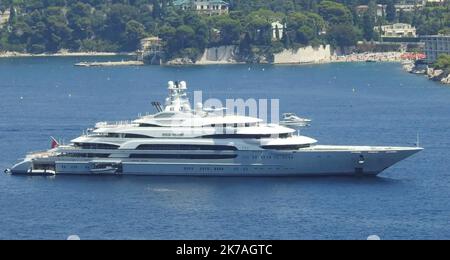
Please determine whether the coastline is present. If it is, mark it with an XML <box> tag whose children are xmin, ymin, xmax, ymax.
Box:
<box><xmin>0</xmin><ymin>51</ymin><xmax>135</xmax><ymax>58</ymax></box>
<box><xmin>1</xmin><ymin>50</ymin><xmax>410</xmax><ymax>67</ymax></box>
<box><xmin>166</xmin><ymin>51</ymin><xmax>407</xmax><ymax>66</ymax></box>
<box><xmin>403</xmin><ymin>60</ymin><xmax>450</xmax><ymax>85</ymax></box>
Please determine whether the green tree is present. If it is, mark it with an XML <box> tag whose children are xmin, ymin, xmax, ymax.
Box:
<box><xmin>297</xmin><ymin>25</ymin><xmax>315</xmax><ymax>45</ymax></box>
<box><xmin>67</xmin><ymin>3</ymin><xmax>93</xmax><ymax>41</ymax></box>
<box><xmin>151</xmin><ymin>0</ymin><xmax>162</xmax><ymax>19</ymax></box>
<box><xmin>175</xmin><ymin>25</ymin><xmax>195</xmax><ymax>50</ymax></box>
<box><xmin>125</xmin><ymin>20</ymin><xmax>146</xmax><ymax>51</ymax></box>
<box><xmin>213</xmin><ymin>16</ymin><xmax>242</xmax><ymax>45</ymax></box>
<box><xmin>246</xmin><ymin>10</ymin><xmax>275</xmax><ymax>45</ymax></box>
<box><xmin>45</xmin><ymin>13</ymin><xmax>72</xmax><ymax>51</ymax></box>
<box><xmin>318</xmin><ymin>1</ymin><xmax>353</xmax><ymax>25</ymax></box>
<box><xmin>8</xmin><ymin>6</ymin><xmax>16</xmax><ymax>25</ymax></box>
<box><xmin>281</xmin><ymin>27</ymin><xmax>293</xmax><ymax>48</ymax></box>
<box><xmin>285</xmin><ymin>11</ymin><xmax>324</xmax><ymax>46</ymax></box>
<box><xmin>362</xmin><ymin>12</ymin><xmax>375</xmax><ymax>41</ymax></box>
<box><xmin>386</xmin><ymin>0</ymin><xmax>396</xmax><ymax>23</ymax></box>
<box><xmin>434</xmin><ymin>54</ymin><xmax>450</xmax><ymax>70</ymax></box>
<box><xmin>328</xmin><ymin>24</ymin><xmax>359</xmax><ymax>48</ymax></box>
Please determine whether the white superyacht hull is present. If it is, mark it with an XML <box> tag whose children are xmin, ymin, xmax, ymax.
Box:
<box><xmin>9</xmin><ymin>146</ymin><xmax>422</xmax><ymax>177</ymax></box>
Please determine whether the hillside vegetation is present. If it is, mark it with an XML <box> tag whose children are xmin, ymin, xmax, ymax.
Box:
<box><xmin>0</xmin><ymin>0</ymin><xmax>448</xmax><ymax>60</ymax></box>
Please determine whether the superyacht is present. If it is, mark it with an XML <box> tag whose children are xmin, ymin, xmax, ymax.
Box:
<box><xmin>6</xmin><ymin>81</ymin><xmax>422</xmax><ymax>177</ymax></box>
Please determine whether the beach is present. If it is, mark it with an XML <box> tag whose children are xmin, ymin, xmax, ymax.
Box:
<box><xmin>331</xmin><ymin>52</ymin><xmax>405</xmax><ymax>63</ymax></box>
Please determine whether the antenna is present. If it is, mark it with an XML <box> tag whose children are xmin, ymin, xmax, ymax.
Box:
<box><xmin>151</xmin><ymin>101</ymin><xmax>163</xmax><ymax>112</ymax></box>
<box><xmin>156</xmin><ymin>102</ymin><xmax>163</xmax><ymax>112</ymax></box>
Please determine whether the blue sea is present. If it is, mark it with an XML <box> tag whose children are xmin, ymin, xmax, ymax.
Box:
<box><xmin>0</xmin><ymin>56</ymin><xmax>449</xmax><ymax>240</ymax></box>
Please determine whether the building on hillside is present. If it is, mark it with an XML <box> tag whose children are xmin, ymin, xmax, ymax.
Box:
<box><xmin>425</xmin><ymin>0</ymin><xmax>447</xmax><ymax>4</ymax></box>
<box><xmin>355</xmin><ymin>5</ymin><xmax>386</xmax><ymax>17</ymax></box>
<box><xmin>422</xmin><ymin>35</ymin><xmax>450</xmax><ymax>63</ymax></box>
<box><xmin>397</xmin><ymin>0</ymin><xmax>446</xmax><ymax>4</ymax></box>
<box><xmin>0</xmin><ymin>10</ymin><xmax>10</xmax><ymax>28</ymax></box>
<box><xmin>137</xmin><ymin>37</ymin><xmax>163</xmax><ymax>65</ymax></box>
<box><xmin>375</xmin><ymin>23</ymin><xmax>417</xmax><ymax>38</ymax></box>
<box><xmin>398</xmin><ymin>0</ymin><xmax>425</xmax><ymax>4</ymax></box>
<box><xmin>173</xmin><ymin>0</ymin><xmax>229</xmax><ymax>16</ymax></box>
<box><xmin>271</xmin><ymin>21</ymin><xmax>285</xmax><ymax>41</ymax></box>
<box><xmin>395</xmin><ymin>4</ymin><xmax>424</xmax><ymax>13</ymax></box>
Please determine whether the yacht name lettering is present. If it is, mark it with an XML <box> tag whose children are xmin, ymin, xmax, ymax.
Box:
<box><xmin>162</xmin><ymin>133</ymin><xmax>184</xmax><ymax>137</ymax></box>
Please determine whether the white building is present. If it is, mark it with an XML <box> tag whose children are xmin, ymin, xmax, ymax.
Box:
<box><xmin>422</xmin><ymin>35</ymin><xmax>450</xmax><ymax>63</ymax></box>
<box><xmin>173</xmin><ymin>0</ymin><xmax>229</xmax><ymax>16</ymax></box>
<box><xmin>395</xmin><ymin>4</ymin><xmax>423</xmax><ymax>13</ymax></box>
<box><xmin>375</xmin><ymin>23</ymin><xmax>417</xmax><ymax>38</ymax></box>
<box><xmin>355</xmin><ymin>4</ymin><xmax>386</xmax><ymax>17</ymax></box>
<box><xmin>425</xmin><ymin>0</ymin><xmax>447</xmax><ymax>4</ymax></box>
<box><xmin>271</xmin><ymin>21</ymin><xmax>284</xmax><ymax>40</ymax></box>
<box><xmin>0</xmin><ymin>10</ymin><xmax>10</xmax><ymax>28</ymax></box>
<box><xmin>398</xmin><ymin>0</ymin><xmax>425</xmax><ymax>4</ymax></box>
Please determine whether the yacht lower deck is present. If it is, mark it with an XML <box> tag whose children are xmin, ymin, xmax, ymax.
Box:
<box><xmin>9</xmin><ymin>146</ymin><xmax>422</xmax><ymax>177</ymax></box>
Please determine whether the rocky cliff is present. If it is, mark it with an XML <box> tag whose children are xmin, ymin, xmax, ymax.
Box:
<box><xmin>165</xmin><ymin>45</ymin><xmax>333</xmax><ymax>65</ymax></box>
<box><xmin>273</xmin><ymin>45</ymin><xmax>332</xmax><ymax>64</ymax></box>
<box><xmin>196</xmin><ymin>45</ymin><xmax>240</xmax><ymax>65</ymax></box>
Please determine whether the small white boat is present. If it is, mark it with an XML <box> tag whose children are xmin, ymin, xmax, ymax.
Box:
<box><xmin>90</xmin><ymin>163</ymin><xmax>120</xmax><ymax>174</ymax></box>
<box><xmin>27</xmin><ymin>169</ymin><xmax>56</xmax><ymax>176</ymax></box>
<box><xmin>280</xmin><ymin>113</ymin><xmax>311</xmax><ymax>127</ymax></box>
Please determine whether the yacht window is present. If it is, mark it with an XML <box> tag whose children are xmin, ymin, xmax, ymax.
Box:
<box><xmin>245</xmin><ymin>123</ymin><xmax>250</xmax><ymax>127</ymax></box>
<box><xmin>234</xmin><ymin>123</ymin><xmax>238</xmax><ymax>128</ymax></box>
<box><xmin>65</xmin><ymin>153</ymin><xmax>110</xmax><ymax>158</ymax></box>
<box><xmin>154</xmin><ymin>113</ymin><xmax>176</xmax><ymax>119</ymax></box>
<box><xmin>261</xmin><ymin>144</ymin><xmax>310</xmax><ymax>150</ymax></box>
<box><xmin>139</xmin><ymin>124</ymin><xmax>161</xmax><ymax>127</ymax></box>
<box><xmin>201</xmin><ymin>134</ymin><xmax>271</xmax><ymax>139</ymax></box>
<box><xmin>74</xmin><ymin>143</ymin><xmax>119</xmax><ymax>150</ymax></box>
<box><xmin>129</xmin><ymin>154</ymin><xmax>237</xmax><ymax>159</ymax></box>
<box><xmin>136</xmin><ymin>144</ymin><xmax>238</xmax><ymax>151</ymax></box>
<box><xmin>124</xmin><ymin>134</ymin><xmax>153</xmax><ymax>138</ymax></box>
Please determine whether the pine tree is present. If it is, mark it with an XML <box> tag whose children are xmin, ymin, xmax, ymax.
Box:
<box><xmin>8</xmin><ymin>6</ymin><xmax>15</xmax><ymax>25</ymax></box>
<box><xmin>152</xmin><ymin>0</ymin><xmax>162</xmax><ymax>19</ymax></box>
<box><xmin>363</xmin><ymin>12</ymin><xmax>375</xmax><ymax>41</ymax></box>
<box><xmin>282</xmin><ymin>29</ymin><xmax>292</xmax><ymax>49</ymax></box>
<box><xmin>274</xmin><ymin>25</ymin><xmax>280</xmax><ymax>40</ymax></box>
<box><xmin>386</xmin><ymin>0</ymin><xmax>396</xmax><ymax>23</ymax></box>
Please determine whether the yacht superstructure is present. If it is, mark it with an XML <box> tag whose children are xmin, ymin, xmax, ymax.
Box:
<box><xmin>6</xmin><ymin>81</ymin><xmax>422</xmax><ymax>177</ymax></box>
